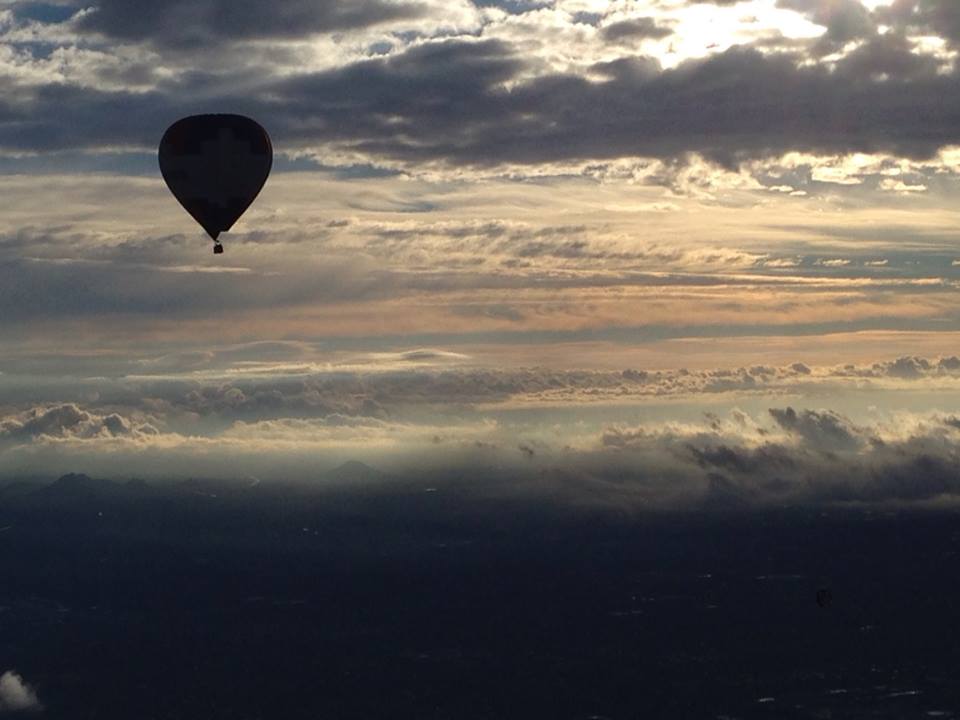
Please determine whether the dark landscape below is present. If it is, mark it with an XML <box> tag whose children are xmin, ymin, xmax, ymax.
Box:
<box><xmin>1</xmin><ymin>465</ymin><xmax>958</xmax><ymax>719</ymax></box>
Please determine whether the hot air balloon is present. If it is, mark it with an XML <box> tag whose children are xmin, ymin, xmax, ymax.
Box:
<box><xmin>159</xmin><ymin>114</ymin><xmax>272</xmax><ymax>254</ymax></box>
<box><xmin>816</xmin><ymin>587</ymin><xmax>833</xmax><ymax>608</ymax></box>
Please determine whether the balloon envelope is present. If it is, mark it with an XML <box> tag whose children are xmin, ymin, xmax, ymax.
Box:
<box><xmin>159</xmin><ymin>114</ymin><xmax>272</xmax><ymax>241</ymax></box>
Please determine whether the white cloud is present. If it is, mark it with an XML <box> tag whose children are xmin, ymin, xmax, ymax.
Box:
<box><xmin>0</xmin><ymin>671</ymin><xmax>41</xmax><ymax>713</ymax></box>
<box><xmin>879</xmin><ymin>178</ymin><xmax>928</xmax><ymax>193</ymax></box>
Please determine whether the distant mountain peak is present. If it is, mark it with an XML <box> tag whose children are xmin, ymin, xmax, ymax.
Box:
<box><xmin>52</xmin><ymin>472</ymin><xmax>97</xmax><ymax>489</ymax></box>
<box><xmin>40</xmin><ymin>472</ymin><xmax>118</xmax><ymax>502</ymax></box>
<box><xmin>324</xmin><ymin>460</ymin><xmax>388</xmax><ymax>483</ymax></box>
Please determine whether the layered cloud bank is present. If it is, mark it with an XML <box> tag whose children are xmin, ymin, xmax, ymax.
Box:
<box><xmin>4</xmin><ymin>0</ymin><xmax>960</xmax><ymax>173</ymax></box>
<box><xmin>3</xmin><ymin>354</ymin><xmax>960</xmax><ymax>510</ymax></box>
<box><xmin>4</xmin><ymin>401</ymin><xmax>960</xmax><ymax>510</ymax></box>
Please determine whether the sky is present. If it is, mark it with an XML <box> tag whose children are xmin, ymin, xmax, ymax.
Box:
<box><xmin>2</xmin><ymin>0</ymin><xmax>960</xmax><ymax>507</ymax></box>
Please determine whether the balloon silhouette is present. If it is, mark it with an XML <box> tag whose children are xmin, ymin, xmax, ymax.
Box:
<box><xmin>159</xmin><ymin>114</ymin><xmax>272</xmax><ymax>253</ymax></box>
<box><xmin>816</xmin><ymin>587</ymin><xmax>833</xmax><ymax>608</ymax></box>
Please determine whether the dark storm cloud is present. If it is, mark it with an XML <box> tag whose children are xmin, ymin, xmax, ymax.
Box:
<box><xmin>0</xmin><ymin>84</ymin><xmax>181</xmax><ymax>154</ymax></box>
<box><xmin>832</xmin><ymin>31</ymin><xmax>941</xmax><ymax>80</ymax></box>
<box><xmin>72</xmin><ymin>0</ymin><xmax>425</xmax><ymax>47</ymax></box>
<box><xmin>293</xmin><ymin>39</ymin><xmax>960</xmax><ymax>165</ymax></box>
<box><xmin>266</xmin><ymin>38</ymin><xmax>526</xmax><ymax>157</ymax></box>
<box><xmin>878</xmin><ymin>0</ymin><xmax>960</xmax><ymax>44</ymax></box>
<box><xmin>776</xmin><ymin>0</ymin><xmax>875</xmax><ymax>46</ymax></box>
<box><xmin>5</xmin><ymin>34</ymin><xmax>960</xmax><ymax>168</ymax></box>
<box><xmin>828</xmin><ymin>355</ymin><xmax>960</xmax><ymax>379</ymax></box>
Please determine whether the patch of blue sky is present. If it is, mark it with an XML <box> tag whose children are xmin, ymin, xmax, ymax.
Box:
<box><xmin>6</xmin><ymin>39</ymin><xmax>60</xmax><ymax>60</ymax></box>
<box><xmin>12</xmin><ymin>2</ymin><xmax>77</xmax><ymax>24</ymax></box>
<box><xmin>471</xmin><ymin>0</ymin><xmax>553</xmax><ymax>14</ymax></box>
<box><xmin>270</xmin><ymin>155</ymin><xmax>402</xmax><ymax>178</ymax></box>
<box><xmin>367</xmin><ymin>41</ymin><xmax>393</xmax><ymax>56</ymax></box>
<box><xmin>784</xmin><ymin>254</ymin><xmax>960</xmax><ymax>278</ymax></box>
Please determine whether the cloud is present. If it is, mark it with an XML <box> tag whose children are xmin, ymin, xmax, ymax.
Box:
<box><xmin>4</xmin><ymin>355</ymin><xmax>960</xmax><ymax>430</ymax></box>
<box><xmin>883</xmin><ymin>355</ymin><xmax>932</xmax><ymax>379</ymax></box>
<box><xmin>242</xmin><ymin>41</ymin><xmax>960</xmax><ymax>168</ymax></box>
<box><xmin>394</xmin><ymin>349</ymin><xmax>471</xmax><ymax>362</ymax></box>
<box><xmin>5</xmin><ymin>29</ymin><xmax>960</xmax><ymax>172</ymax></box>
<box><xmin>1</xmin><ymin>0</ymin><xmax>959</xmax><ymax>194</ymax></box>
<box><xmin>0</xmin><ymin>671</ymin><xmax>41</xmax><ymax>713</ymax></box>
<box><xmin>2</xmin><ymin>210</ymin><xmax>957</xmax><ymax>350</ymax></box>
<box><xmin>3</xmin><ymin>354</ymin><xmax>960</xmax><ymax>429</ymax></box>
<box><xmin>769</xmin><ymin>407</ymin><xmax>863</xmax><ymax>451</ymax></box>
<box><xmin>4</xmin><ymin>386</ymin><xmax>960</xmax><ymax>511</ymax></box>
<box><xmin>878</xmin><ymin>0</ymin><xmax>960</xmax><ymax>45</ymax></box>
<box><xmin>597</xmin><ymin>407</ymin><xmax>960</xmax><ymax>507</ymax></box>
<box><xmin>0</xmin><ymin>404</ymin><xmax>158</xmax><ymax>441</ymax></box>
<box><xmin>0</xmin><ymin>227</ymin><xmax>396</xmax><ymax>322</ymax></box>
<box><xmin>776</xmin><ymin>0</ymin><xmax>875</xmax><ymax>46</ymax></box>
<box><xmin>72</xmin><ymin>0</ymin><xmax>426</xmax><ymax>47</ymax></box>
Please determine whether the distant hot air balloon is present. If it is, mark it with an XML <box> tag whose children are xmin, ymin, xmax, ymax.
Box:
<box><xmin>159</xmin><ymin>114</ymin><xmax>272</xmax><ymax>254</ymax></box>
<box><xmin>816</xmin><ymin>587</ymin><xmax>833</xmax><ymax>608</ymax></box>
